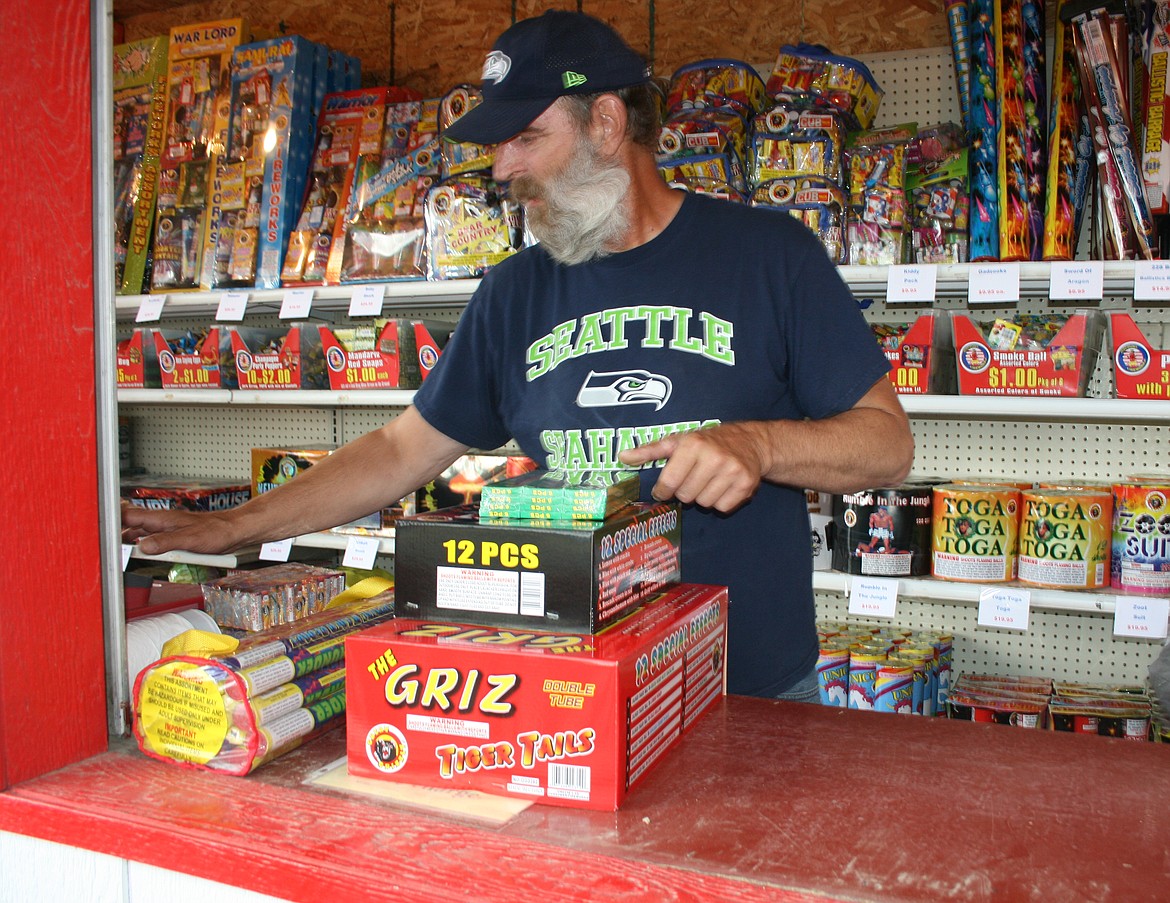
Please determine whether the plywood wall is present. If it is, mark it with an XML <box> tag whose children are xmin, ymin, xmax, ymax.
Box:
<box><xmin>117</xmin><ymin>0</ymin><xmax>951</xmax><ymax>96</ymax></box>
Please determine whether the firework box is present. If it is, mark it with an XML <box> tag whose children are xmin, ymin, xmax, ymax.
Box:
<box><xmin>950</xmin><ymin>310</ymin><xmax>1102</xmax><ymax>396</ymax></box>
<box><xmin>116</xmin><ymin>329</ymin><xmax>162</xmax><ymax>387</ymax></box>
<box><xmin>251</xmin><ymin>446</ymin><xmax>333</xmax><ymax>497</ymax></box>
<box><xmin>345</xmin><ymin>582</ymin><xmax>728</xmax><ymax>811</ymax></box>
<box><xmin>478</xmin><ymin>470</ymin><xmax>641</xmax><ymax>521</ymax></box>
<box><xmin>122</xmin><ymin>475</ymin><xmax>251</xmax><ymax>512</ymax></box>
<box><xmin>394</xmin><ymin>502</ymin><xmax>682</xmax><ymax>634</ymax></box>
<box><xmin>150</xmin><ymin>19</ymin><xmax>250</xmax><ymax>293</ymax></box>
<box><xmin>318</xmin><ymin>319</ymin><xmax>451</xmax><ymax>390</ymax></box>
<box><xmin>874</xmin><ymin>312</ymin><xmax>952</xmax><ymax>395</ymax></box>
<box><xmin>1109</xmin><ymin>313</ymin><xmax>1170</xmax><ymax>399</ymax></box>
<box><xmin>151</xmin><ymin>326</ymin><xmax>235</xmax><ymax>389</ymax></box>
<box><xmin>1142</xmin><ymin>0</ymin><xmax>1170</xmax><ymax>216</ymax></box>
<box><xmin>113</xmin><ymin>36</ymin><xmax>169</xmax><ymax>295</ymax></box>
<box><xmin>227</xmin><ymin>325</ymin><xmax>328</xmax><ymax>391</ymax></box>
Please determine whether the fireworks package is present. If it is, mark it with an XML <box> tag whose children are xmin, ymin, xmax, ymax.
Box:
<box><xmin>424</xmin><ymin>175</ymin><xmax>524</xmax><ymax>279</ymax></box>
<box><xmin>346</xmin><ymin>583</ymin><xmax>728</xmax><ymax>810</ymax></box>
<box><xmin>764</xmin><ymin>43</ymin><xmax>883</xmax><ymax>130</ymax></box>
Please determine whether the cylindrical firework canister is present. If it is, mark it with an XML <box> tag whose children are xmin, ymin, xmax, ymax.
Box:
<box><xmin>931</xmin><ymin>483</ymin><xmax>1021</xmax><ymax>582</ymax></box>
<box><xmin>895</xmin><ymin>646</ymin><xmax>935</xmax><ymax>716</ymax></box>
<box><xmin>1018</xmin><ymin>488</ymin><xmax>1112</xmax><ymax>588</ymax></box>
<box><xmin>847</xmin><ymin>648</ymin><xmax>887</xmax><ymax>711</ymax></box>
<box><xmin>874</xmin><ymin>659</ymin><xmax>914</xmax><ymax>714</ymax></box>
<box><xmin>1111</xmin><ymin>478</ymin><xmax>1170</xmax><ymax>595</ymax></box>
<box><xmin>831</xmin><ymin>484</ymin><xmax>934</xmax><ymax>576</ymax></box>
<box><xmin>816</xmin><ymin>644</ymin><xmax>851</xmax><ymax>707</ymax></box>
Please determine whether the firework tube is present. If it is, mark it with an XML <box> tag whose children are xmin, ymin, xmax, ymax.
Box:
<box><xmin>248</xmin><ymin>663</ymin><xmax>347</xmax><ymax>727</ymax></box>
<box><xmin>252</xmin><ymin>693</ymin><xmax>347</xmax><ymax>772</ymax></box>
<box><xmin>236</xmin><ymin>634</ymin><xmax>348</xmax><ymax>697</ymax></box>
<box><xmin>1044</xmin><ymin>0</ymin><xmax>1087</xmax><ymax>258</ymax></box>
<box><xmin>997</xmin><ymin>0</ymin><xmax>1033</xmax><ymax>261</ymax></box>
<box><xmin>1022</xmin><ymin>0</ymin><xmax>1047</xmax><ymax>259</ymax></box>
<box><xmin>945</xmin><ymin>0</ymin><xmax>974</xmax><ymax>134</ymax></box>
<box><xmin>969</xmin><ymin>0</ymin><xmax>1000</xmax><ymax>260</ymax></box>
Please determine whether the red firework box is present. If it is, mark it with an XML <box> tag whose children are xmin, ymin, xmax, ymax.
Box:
<box><xmin>150</xmin><ymin>326</ymin><xmax>235</xmax><ymax>389</ymax></box>
<box><xmin>950</xmin><ymin>310</ymin><xmax>1102</xmax><ymax>396</ymax></box>
<box><xmin>318</xmin><ymin>319</ymin><xmax>451</xmax><ymax>389</ymax></box>
<box><xmin>393</xmin><ymin>502</ymin><xmax>682</xmax><ymax>634</ymax></box>
<box><xmin>873</xmin><ymin>312</ymin><xmax>952</xmax><ymax>395</ymax></box>
<box><xmin>345</xmin><ymin>583</ymin><xmax>728</xmax><ymax>810</ymax></box>
<box><xmin>1109</xmin><ymin>313</ymin><xmax>1170</xmax><ymax>399</ymax></box>
<box><xmin>227</xmin><ymin>325</ymin><xmax>328</xmax><ymax>391</ymax></box>
<box><xmin>116</xmin><ymin>329</ymin><xmax>162</xmax><ymax>387</ymax></box>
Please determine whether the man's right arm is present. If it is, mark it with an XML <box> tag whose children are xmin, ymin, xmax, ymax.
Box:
<box><xmin>121</xmin><ymin>406</ymin><xmax>470</xmax><ymax>555</ymax></box>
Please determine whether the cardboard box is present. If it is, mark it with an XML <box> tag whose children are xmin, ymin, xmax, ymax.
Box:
<box><xmin>251</xmin><ymin>445</ymin><xmax>333</xmax><ymax>497</ymax></box>
<box><xmin>951</xmin><ymin>311</ymin><xmax>1101</xmax><ymax>397</ymax></box>
<box><xmin>116</xmin><ymin>329</ymin><xmax>162</xmax><ymax>388</ymax></box>
<box><xmin>122</xmin><ymin>475</ymin><xmax>251</xmax><ymax>512</ymax></box>
<box><xmin>318</xmin><ymin>319</ymin><xmax>450</xmax><ymax>390</ymax></box>
<box><xmin>151</xmin><ymin>326</ymin><xmax>234</xmax><ymax>389</ymax></box>
<box><xmin>874</xmin><ymin>312</ymin><xmax>951</xmax><ymax>395</ymax></box>
<box><xmin>228</xmin><ymin>325</ymin><xmax>327</xmax><ymax>390</ymax></box>
<box><xmin>1109</xmin><ymin>313</ymin><xmax>1170</xmax><ymax>399</ymax></box>
<box><xmin>113</xmin><ymin>36</ymin><xmax>169</xmax><ymax>295</ymax></box>
<box><xmin>346</xmin><ymin>583</ymin><xmax>728</xmax><ymax>810</ymax></box>
<box><xmin>394</xmin><ymin>502</ymin><xmax>682</xmax><ymax>633</ymax></box>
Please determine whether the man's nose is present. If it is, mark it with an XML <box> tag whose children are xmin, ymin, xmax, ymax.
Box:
<box><xmin>492</xmin><ymin>139</ymin><xmax>520</xmax><ymax>183</ymax></box>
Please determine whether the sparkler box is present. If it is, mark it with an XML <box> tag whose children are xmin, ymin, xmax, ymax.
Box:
<box><xmin>346</xmin><ymin>583</ymin><xmax>728</xmax><ymax>811</ymax></box>
<box><xmin>1109</xmin><ymin>313</ymin><xmax>1170</xmax><ymax>399</ymax></box>
<box><xmin>393</xmin><ymin>502</ymin><xmax>682</xmax><ymax>634</ymax></box>
<box><xmin>951</xmin><ymin>311</ymin><xmax>1102</xmax><ymax>397</ymax></box>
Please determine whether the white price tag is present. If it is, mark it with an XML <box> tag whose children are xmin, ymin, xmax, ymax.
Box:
<box><xmin>215</xmin><ymin>290</ymin><xmax>249</xmax><ymax>322</ymax></box>
<box><xmin>886</xmin><ymin>265</ymin><xmax>937</xmax><ymax>303</ymax></box>
<box><xmin>121</xmin><ymin>543</ymin><xmax>134</xmax><ymax>571</ymax></box>
<box><xmin>968</xmin><ymin>263</ymin><xmax>1020</xmax><ymax>304</ymax></box>
<box><xmin>1133</xmin><ymin>261</ymin><xmax>1170</xmax><ymax>301</ymax></box>
<box><xmin>342</xmin><ymin>535</ymin><xmax>381</xmax><ymax>570</ymax></box>
<box><xmin>259</xmin><ymin>538</ymin><xmax>294</xmax><ymax>562</ymax></box>
<box><xmin>847</xmin><ymin>577</ymin><xmax>900</xmax><ymax>619</ymax></box>
<box><xmin>1049</xmin><ymin>261</ymin><xmax>1103</xmax><ymax>301</ymax></box>
<box><xmin>279</xmin><ymin>287</ymin><xmax>314</xmax><ymax>319</ymax></box>
<box><xmin>1113</xmin><ymin>596</ymin><xmax>1170</xmax><ymax>639</ymax></box>
<box><xmin>977</xmin><ymin>587</ymin><xmax>1031</xmax><ymax>631</ymax></box>
<box><xmin>135</xmin><ymin>295</ymin><xmax>166</xmax><ymax>322</ymax></box>
<box><xmin>348</xmin><ymin>284</ymin><xmax>385</xmax><ymax>317</ymax></box>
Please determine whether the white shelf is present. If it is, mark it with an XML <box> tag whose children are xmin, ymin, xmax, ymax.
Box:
<box><xmin>898</xmin><ymin>394</ymin><xmax>1170</xmax><ymax>422</ymax></box>
<box><xmin>119</xmin><ymin>388</ymin><xmax>417</xmax><ymax>406</ymax></box>
<box><xmin>127</xmin><ymin>530</ymin><xmax>396</xmax><ymax>568</ymax></box>
<box><xmin>813</xmin><ymin>571</ymin><xmax>1126</xmax><ymax>615</ymax></box>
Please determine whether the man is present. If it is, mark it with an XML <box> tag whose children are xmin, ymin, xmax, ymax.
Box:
<box><xmin>123</xmin><ymin>10</ymin><xmax>914</xmax><ymax>702</ymax></box>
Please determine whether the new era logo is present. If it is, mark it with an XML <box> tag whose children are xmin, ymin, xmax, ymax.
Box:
<box><xmin>562</xmin><ymin>70</ymin><xmax>587</xmax><ymax>89</ymax></box>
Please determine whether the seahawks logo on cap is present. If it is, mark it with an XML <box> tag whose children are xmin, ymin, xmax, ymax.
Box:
<box><xmin>482</xmin><ymin>50</ymin><xmax>511</xmax><ymax>84</ymax></box>
<box><xmin>576</xmin><ymin>369</ymin><xmax>672</xmax><ymax>410</ymax></box>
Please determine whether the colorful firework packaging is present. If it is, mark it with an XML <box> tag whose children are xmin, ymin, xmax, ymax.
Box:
<box><xmin>664</xmin><ymin>58</ymin><xmax>766</xmax><ymax>121</ymax></box>
<box><xmin>345</xmin><ymin>584</ymin><xmax>727</xmax><ymax>810</ymax></box>
<box><xmin>945</xmin><ymin>0</ymin><xmax>975</xmax><ymax>133</ymax></box>
<box><xmin>908</xmin><ymin>147</ymin><xmax>970</xmax><ymax>264</ymax></box>
<box><xmin>1109</xmin><ymin>313</ymin><xmax>1170</xmax><ymax>399</ymax></box>
<box><xmin>764</xmin><ymin>43</ymin><xmax>883</xmax><ymax>130</ymax></box>
<box><xmin>817</xmin><ymin>624</ymin><xmax>953</xmax><ymax>716</ymax></box>
<box><xmin>749</xmin><ymin>176</ymin><xmax>848</xmax><ymax>263</ymax></box>
<box><xmin>116</xmin><ymin>329</ymin><xmax>163</xmax><ymax>388</ymax></box>
<box><xmin>1111</xmin><ymin>477</ymin><xmax>1170</xmax><ymax>596</ymax></box>
<box><xmin>121</xmin><ymin>475</ymin><xmax>251</xmax><ymax>513</ymax></box>
<box><xmin>200</xmin><ymin>563</ymin><xmax>346</xmax><ymax>633</ymax></box>
<box><xmin>830</xmin><ymin>484</ymin><xmax>934</xmax><ymax>577</ymax></box>
<box><xmin>748</xmin><ymin>104</ymin><xmax>846</xmax><ymax>186</ymax></box>
<box><xmin>227</xmin><ymin>325</ymin><xmax>328</xmax><ymax>390</ymax></box>
<box><xmin>478</xmin><ymin>470</ymin><xmax>641</xmax><ymax>522</ymax></box>
<box><xmin>846</xmin><ymin>125</ymin><xmax>912</xmax><ymax>265</ymax></box>
<box><xmin>439</xmin><ymin>85</ymin><xmax>494</xmax><ymax>176</ymax></box>
<box><xmin>968</xmin><ymin>0</ymin><xmax>1000</xmax><ymax>260</ymax></box>
<box><xmin>1141</xmin><ymin>0</ymin><xmax>1170</xmax><ymax>215</ymax></box>
<box><xmin>150</xmin><ymin>326</ymin><xmax>236</xmax><ymax>389</ymax></box>
<box><xmin>873</xmin><ymin>313</ymin><xmax>950</xmax><ymax>395</ymax></box>
<box><xmin>1018</xmin><ymin>488</ymin><xmax>1112</xmax><ymax>589</ymax></box>
<box><xmin>316</xmin><ymin>318</ymin><xmax>450</xmax><ymax>389</ymax></box>
<box><xmin>424</xmin><ymin>175</ymin><xmax>524</xmax><ymax>279</ymax></box>
<box><xmin>931</xmin><ymin>483</ymin><xmax>1021</xmax><ymax>582</ymax></box>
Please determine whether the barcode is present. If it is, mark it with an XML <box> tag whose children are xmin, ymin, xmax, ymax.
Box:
<box><xmin>519</xmin><ymin>572</ymin><xmax>545</xmax><ymax>616</ymax></box>
<box><xmin>548</xmin><ymin>763</ymin><xmax>590</xmax><ymax>793</ymax></box>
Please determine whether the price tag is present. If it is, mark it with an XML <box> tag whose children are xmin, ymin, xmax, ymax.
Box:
<box><xmin>977</xmin><ymin>587</ymin><xmax>1031</xmax><ymax>631</ymax></box>
<box><xmin>886</xmin><ymin>265</ymin><xmax>937</xmax><ymax>304</ymax></box>
<box><xmin>342</xmin><ymin>535</ymin><xmax>381</xmax><ymax>569</ymax></box>
<box><xmin>215</xmin><ymin>291</ymin><xmax>249</xmax><ymax>322</ymax></box>
<box><xmin>279</xmin><ymin>287</ymin><xmax>314</xmax><ymax>319</ymax></box>
<box><xmin>349</xmin><ymin>284</ymin><xmax>385</xmax><ymax>317</ymax></box>
<box><xmin>259</xmin><ymin>538</ymin><xmax>294</xmax><ymax>562</ymax></box>
<box><xmin>135</xmin><ymin>295</ymin><xmax>166</xmax><ymax>322</ymax></box>
<box><xmin>968</xmin><ymin>263</ymin><xmax>1020</xmax><ymax>304</ymax></box>
<box><xmin>121</xmin><ymin>543</ymin><xmax>134</xmax><ymax>571</ymax></box>
<box><xmin>1113</xmin><ymin>596</ymin><xmax>1170</xmax><ymax>639</ymax></box>
<box><xmin>1133</xmin><ymin>260</ymin><xmax>1170</xmax><ymax>300</ymax></box>
<box><xmin>1049</xmin><ymin>261</ymin><xmax>1103</xmax><ymax>301</ymax></box>
<box><xmin>847</xmin><ymin>577</ymin><xmax>900</xmax><ymax>619</ymax></box>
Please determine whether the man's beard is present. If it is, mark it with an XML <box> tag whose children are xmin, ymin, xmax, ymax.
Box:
<box><xmin>509</xmin><ymin>138</ymin><xmax>631</xmax><ymax>266</ymax></box>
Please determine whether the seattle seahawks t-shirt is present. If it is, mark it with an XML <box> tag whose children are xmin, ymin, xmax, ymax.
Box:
<box><xmin>413</xmin><ymin>191</ymin><xmax>890</xmax><ymax>696</ymax></box>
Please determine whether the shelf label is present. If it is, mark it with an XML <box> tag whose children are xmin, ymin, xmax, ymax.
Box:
<box><xmin>349</xmin><ymin>284</ymin><xmax>385</xmax><ymax>317</ymax></box>
<box><xmin>968</xmin><ymin>263</ymin><xmax>1020</xmax><ymax>304</ymax></box>
<box><xmin>135</xmin><ymin>295</ymin><xmax>166</xmax><ymax>322</ymax></box>
<box><xmin>259</xmin><ymin>538</ymin><xmax>294</xmax><ymax>562</ymax></box>
<box><xmin>215</xmin><ymin>291</ymin><xmax>249</xmax><ymax>322</ymax></box>
<box><xmin>886</xmin><ymin>265</ymin><xmax>937</xmax><ymax>304</ymax></box>
<box><xmin>847</xmin><ymin>577</ymin><xmax>900</xmax><ymax>619</ymax></box>
<box><xmin>1049</xmin><ymin>261</ymin><xmax>1103</xmax><ymax>301</ymax></box>
<box><xmin>977</xmin><ymin>587</ymin><xmax>1031</xmax><ymax>631</ymax></box>
<box><xmin>343</xmin><ymin>535</ymin><xmax>381</xmax><ymax>569</ymax></box>
<box><xmin>1133</xmin><ymin>260</ymin><xmax>1170</xmax><ymax>301</ymax></box>
<box><xmin>121</xmin><ymin>543</ymin><xmax>133</xmax><ymax>571</ymax></box>
<box><xmin>1113</xmin><ymin>596</ymin><xmax>1169</xmax><ymax>639</ymax></box>
<box><xmin>280</xmin><ymin>287</ymin><xmax>314</xmax><ymax>319</ymax></box>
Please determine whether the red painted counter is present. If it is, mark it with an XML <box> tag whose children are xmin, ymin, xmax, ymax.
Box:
<box><xmin>1</xmin><ymin>697</ymin><xmax>1167</xmax><ymax>902</ymax></box>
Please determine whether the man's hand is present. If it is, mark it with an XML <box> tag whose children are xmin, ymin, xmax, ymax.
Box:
<box><xmin>121</xmin><ymin>501</ymin><xmax>242</xmax><ymax>556</ymax></box>
<box><xmin>618</xmin><ymin>422</ymin><xmax>770</xmax><ymax>512</ymax></box>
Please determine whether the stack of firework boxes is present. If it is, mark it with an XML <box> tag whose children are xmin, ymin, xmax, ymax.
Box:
<box><xmin>345</xmin><ymin>471</ymin><xmax>730</xmax><ymax>810</ymax></box>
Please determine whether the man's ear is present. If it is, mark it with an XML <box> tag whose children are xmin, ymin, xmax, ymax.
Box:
<box><xmin>590</xmin><ymin>93</ymin><xmax>628</xmax><ymax>154</ymax></box>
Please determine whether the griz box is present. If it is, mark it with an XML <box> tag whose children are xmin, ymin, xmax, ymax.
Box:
<box><xmin>346</xmin><ymin>583</ymin><xmax>728</xmax><ymax>810</ymax></box>
<box><xmin>1110</xmin><ymin>313</ymin><xmax>1170</xmax><ymax>399</ymax></box>
<box><xmin>394</xmin><ymin>502</ymin><xmax>682</xmax><ymax>634</ymax></box>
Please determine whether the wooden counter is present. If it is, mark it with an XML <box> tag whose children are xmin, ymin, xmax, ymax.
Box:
<box><xmin>2</xmin><ymin>697</ymin><xmax>1167</xmax><ymax>902</ymax></box>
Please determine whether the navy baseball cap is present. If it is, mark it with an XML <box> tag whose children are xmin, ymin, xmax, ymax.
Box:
<box><xmin>442</xmin><ymin>10</ymin><xmax>652</xmax><ymax>145</ymax></box>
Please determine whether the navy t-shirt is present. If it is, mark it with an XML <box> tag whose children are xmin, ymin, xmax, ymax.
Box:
<box><xmin>414</xmin><ymin>191</ymin><xmax>890</xmax><ymax>696</ymax></box>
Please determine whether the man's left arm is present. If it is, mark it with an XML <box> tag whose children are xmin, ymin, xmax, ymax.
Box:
<box><xmin>618</xmin><ymin>376</ymin><xmax>914</xmax><ymax>513</ymax></box>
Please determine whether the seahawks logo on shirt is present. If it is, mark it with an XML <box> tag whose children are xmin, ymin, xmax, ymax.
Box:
<box><xmin>575</xmin><ymin>369</ymin><xmax>672</xmax><ymax>411</ymax></box>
